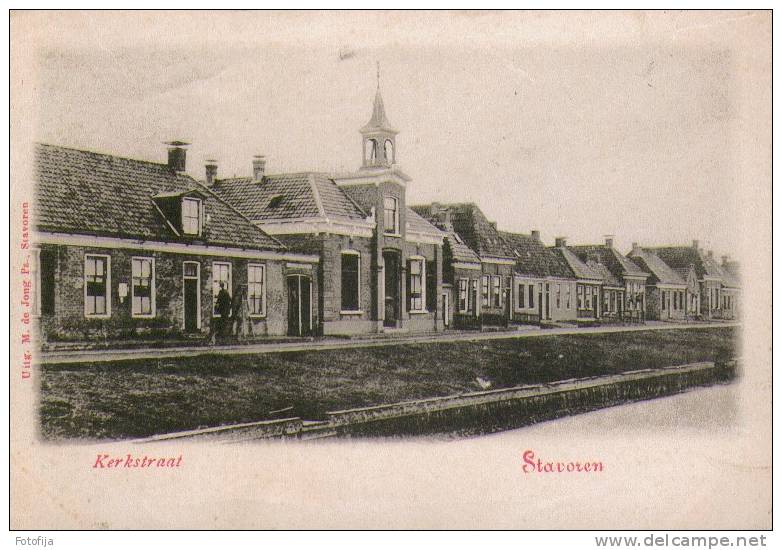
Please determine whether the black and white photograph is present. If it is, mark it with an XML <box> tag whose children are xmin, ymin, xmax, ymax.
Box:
<box><xmin>8</xmin><ymin>8</ymin><xmax>772</xmax><ymax>539</ymax></box>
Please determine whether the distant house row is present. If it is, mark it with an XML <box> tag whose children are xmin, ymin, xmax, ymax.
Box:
<box><xmin>412</xmin><ymin>202</ymin><xmax>740</xmax><ymax>330</ymax></box>
<box><xmin>31</xmin><ymin>83</ymin><xmax>739</xmax><ymax>343</ymax></box>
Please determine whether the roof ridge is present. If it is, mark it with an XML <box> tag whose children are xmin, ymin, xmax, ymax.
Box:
<box><xmin>308</xmin><ymin>173</ymin><xmax>326</xmax><ymax>218</ymax></box>
<box><xmin>36</xmin><ymin>142</ymin><xmax>175</xmax><ymax>172</ymax></box>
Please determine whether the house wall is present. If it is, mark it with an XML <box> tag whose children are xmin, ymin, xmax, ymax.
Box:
<box><xmin>700</xmin><ymin>280</ymin><xmax>725</xmax><ymax>319</ymax></box>
<box><xmin>477</xmin><ymin>262</ymin><xmax>513</xmax><ymax>327</ymax></box>
<box><xmin>451</xmin><ymin>266</ymin><xmax>482</xmax><ymax>329</ymax></box>
<box><xmin>36</xmin><ymin>243</ymin><xmax>318</xmax><ymax>341</ymax></box>
<box><xmin>646</xmin><ymin>285</ymin><xmax>688</xmax><ymax>321</ymax></box>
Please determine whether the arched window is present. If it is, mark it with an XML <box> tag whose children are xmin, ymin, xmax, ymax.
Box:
<box><xmin>366</xmin><ymin>139</ymin><xmax>378</xmax><ymax>164</ymax></box>
<box><xmin>384</xmin><ymin>139</ymin><xmax>394</xmax><ymax>164</ymax></box>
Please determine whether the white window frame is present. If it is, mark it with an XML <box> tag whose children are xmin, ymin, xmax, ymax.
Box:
<box><xmin>247</xmin><ymin>263</ymin><xmax>267</xmax><ymax>318</ymax></box>
<box><xmin>212</xmin><ymin>261</ymin><xmax>232</xmax><ymax>314</ymax></box>
<box><xmin>131</xmin><ymin>256</ymin><xmax>156</xmax><ymax>318</ymax></box>
<box><xmin>408</xmin><ymin>255</ymin><xmax>426</xmax><ymax>313</ymax></box>
<box><xmin>84</xmin><ymin>254</ymin><xmax>111</xmax><ymax>318</ymax></box>
<box><xmin>182</xmin><ymin>197</ymin><xmax>203</xmax><ymax>236</ymax></box>
<box><xmin>182</xmin><ymin>261</ymin><xmax>202</xmax><ymax>330</ymax></box>
<box><xmin>383</xmin><ymin>196</ymin><xmax>400</xmax><ymax>236</ymax></box>
<box><xmin>458</xmin><ymin>278</ymin><xmax>469</xmax><ymax>313</ymax></box>
<box><xmin>340</xmin><ymin>249</ymin><xmax>362</xmax><ymax>314</ymax></box>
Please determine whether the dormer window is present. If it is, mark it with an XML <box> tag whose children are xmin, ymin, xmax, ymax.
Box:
<box><xmin>182</xmin><ymin>197</ymin><xmax>202</xmax><ymax>236</ymax></box>
<box><xmin>268</xmin><ymin>195</ymin><xmax>285</xmax><ymax>209</ymax></box>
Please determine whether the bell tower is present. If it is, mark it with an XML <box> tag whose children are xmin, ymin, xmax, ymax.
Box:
<box><xmin>361</xmin><ymin>63</ymin><xmax>398</xmax><ymax>169</ymax></box>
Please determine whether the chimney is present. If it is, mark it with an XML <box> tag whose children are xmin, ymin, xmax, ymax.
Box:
<box><xmin>531</xmin><ymin>230</ymin><xmax>540</xmax><ymax>242</ymax></box>
<box><xmin>604</xmin><ymin>235</ymin><xmax>614</xmax><ymax>248</ymax></box>
<box><xmin>707</xmin><ymin>250</ymin><xmax>714</xmax><ymax>259</ymax></box>
<box><xmin>165</xmin><ymin>141</ymin><xmax>190</xmax><ymax>172</ymax></box>
<box><xmin>722</xmin><ymin>255</ymin><xmax>729</xmax><ymax>267</ymax></box>
<box><xmin>555</xmin><ymin>237</ymin><xmax>567</xmax><ymax>248</ymax></box>
<box><xmin>631</xmin><ymin>242</ymin><xmax>640</xmax><ymax>254</ymax></box>
<box><xmin>430</xmin><ymin>202</ymin><xmax>441</xmax><ymax>217</ymax></box>
<box><xmin>204</xmin><ymin>159</ymin><xmax>218</xmax><ymax>186</ymax></box>
<box><xmin>252</xmin><ymin>155</ymin><xmax>267</xmax><ymax>181</ymax></box>
<box><xmin>692</xmin><ymin>239</ymin><xmax>700</xmax><ymax>250</ymax></box>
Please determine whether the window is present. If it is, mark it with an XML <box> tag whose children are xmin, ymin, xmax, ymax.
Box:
<box><xmin>662</xmin><ymin>291</ymin><xmax>667</xmax><ymax>310</ymax></box>
<box><xmin>604</xmin><ymin>291</ymin><xmax>610</xmax><ymax>312</ymax></box>
<box><xmin>247</xmin><ymin>264</ymin><xmax>266</xmax><ymax>316</ymax></box>
<box><xmin>383</xmin><ymin>197</ymin><xmax>399</xmax><ymax>234</ymax></box>
<box><xmin>577</xmin><ymin>285</ymin><xmax>584</xmax><ymax>309</ymax></box>
<box><xmin>384</xmin><ymin>139</ymin><xmax>394</xmax><ymax>163</ymax></box>
<box><xmin>182</xmin><ymin>197</ymin><xmax>202</xmax><ymax>236</ymax></box>
<box><xmin>556</xmin><ymin>283</ymin><xmax>561</xmax><ymax>309</ymax></box>
<box><xmin>84</xmin><ymin>254</ymin><xmax>110</xmax><ymax>317</ymax></box>
<box><xmin>341</xmin><ymin>251</ymin><xmax>360</xmax><ymax>311</ymax></box>
<box><xmin>585</xmin><ymin>286</ymin><xmax>592</xmax><ymax>310</ymax></box>
<box><xmin>518</xmin><ymin>283</ymin><xmax>525</xmax><ymax>309</ymax></box>
<box><xmin>492</xmin><ymin>276</ymin><xmax>501</xmax><ymax>308</ymax></box>
<box><xmin>131</xmin><ymin>257</ymin><xmax>155</xmax><ymax>317</ymax></box>
<box><xmin>408</xmin><ymin>258</ymin><xmax>424</xmax><ymax>311</ymax></box>
<box><xmin>212</xmin><ymin>262</ymin><xmax>232</xmax><ymax>314</ymax></box>
<box><xmin>426</xmin><ymin>260</ymin><xmax>437</xmax><ymax>312</ymax></box>
<box><xmin>458</xmin><ymin>279</ymin><xmax>469</xmax><ymax>313</ymax></box>
<box><xmin>529</xmin><ymin>285</ymin><xmax>535</xmax><ymax>309</ymax></box>
<box><xmin>565</xmin><ymin>284</ymin><xmax>571</xmax><ymax>309</ymax></box>
<box><xmin>366</xmin><ymin>139</ymin><xmax>378</xmax><ymax>163</ymax></box>
<box><xmin>481</xmin><ymin>276</ymin><xmax>489</xmax><ymax>307</ymax></box>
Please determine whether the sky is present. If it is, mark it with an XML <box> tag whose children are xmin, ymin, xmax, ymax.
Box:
<box><xmin>15</xmin><ymin>10</ymin><xmax>771</xmax><ymax>258</ymax></box>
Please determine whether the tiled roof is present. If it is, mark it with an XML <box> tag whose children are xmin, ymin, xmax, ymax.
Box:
<box><xmin>413</xmin><ymin>203</ymin><xmax>513</xmax><ymax>260</ymax></box>
<box><xmin>444</xmin><ymin>231</ymin><xmax>481</xmax><ymax>264</ymax></box>
<box><xmin>405</xmin><ymin>207</ymin><xmax>445</xmax><ymax>239</ymax></box>
<box><xmin>551</xmin><ymin>247</ymin><xmax>604</xmax><ymax>281</ymax></box>
<box><xmin>627</xmin><ymin>248</ymin><xmax>686</xmax><ymax>286</ymax></box>
<box><xmin>498</xmin><ymin>231</ymin><xmax>573</xmax><ymax>279</ymax></box>
<box><xmin>34</xmin><ymin>143</ymin><xmax>284</xmax><ymax>251</ymax></box>
<box><xmin>569</xmin><ymin>244</ymin><xmax>649</xmax><ymax>280</ymax></box>
<box><xmin>648</xmin><ymin>245</ymin><xmax>739</xmax><ymax>288</ymax></box>
<box><xmin>211</xmin><ymin>173</ymin><xmax>367</xmax><ymax>222</ymax></box>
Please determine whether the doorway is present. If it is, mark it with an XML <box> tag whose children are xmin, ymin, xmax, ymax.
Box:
<box><xmin>287</xmin><ymin>275</ymin><xmax>312</xmax><ymax>336</ymax></box>
<box><xmin>182</xmin><ymin>262</ymin><xmax>200</xmax><ymax>332</ymax></box>
<box><xmin>383</xmin><ymin>250</ymin><xmax>400</xmax><ymax>327</ymax></box>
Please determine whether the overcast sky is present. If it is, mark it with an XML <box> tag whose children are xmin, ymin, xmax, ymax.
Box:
<box><xmin>16</xmin><ymin>10</ymin><xmax>770</xmax><ymax>258</ymax></box>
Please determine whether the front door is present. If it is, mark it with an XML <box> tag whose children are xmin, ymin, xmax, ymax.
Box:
<box><xmin>183</xmin><ymin>262</ymin><xmax>200</xmax><ymax>332</ymax></box>
<box><xmin>287</xmin><ymin>275</ymin><xmax>312</xmax><ymax>337</ymax></box>
<box><xmin>383</xmin><ymin>250</ymin><xmax>400</xmax><ymax>327</ymax></box>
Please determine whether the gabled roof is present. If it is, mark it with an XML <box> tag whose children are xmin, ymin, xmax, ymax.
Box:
<box><xmin>412</xmin><ymin>202</ymin><xmax>513</xmax><ymax>260</ymax></box>
<box><xmin>34</xmin><ymin>143</ymin><xmax>284</xmax><ymax>251</ymax></box>
<box><xmin>444</xmin><ymin>230</ymin><xmax>481</xmax><ymax>265</ymax></box>
<box><xmin>647</xmin><ymin>245</ymin><xmax>740</xmax><ymax>288</ymax></box>
<box><xmin>569</xmin><ymin>244</ymin><xmax>649</xmax><ymax>280</ymax></box>
<box><xmin>405</xmin><ymin>207</ymin><xmax>446</xmax><ymax>241</ymax></box>
<box><xmin>627</xmin><ymin>248</ymin><xmax>686</xmax><ymax>286</ymax></box>
<box><xmin>498</xmin><ymin>231</ymin><xmax>573</xmax><ymax>279</ymax></box>
<box><xmin>211</xmin><ymin>173</ymin><xmax>367</xmax><ymax>222</ymax></box>
<box><xmin>550</xmin><ymin>246</ymin><xmax>604</xmax><ymax>282</ymax></box>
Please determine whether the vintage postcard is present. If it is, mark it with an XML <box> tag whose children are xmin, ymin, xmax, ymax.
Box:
<box><xmin>9</xmin><ymin>10</ymin><xmax>772</xmax><ymax>535</ymax></box>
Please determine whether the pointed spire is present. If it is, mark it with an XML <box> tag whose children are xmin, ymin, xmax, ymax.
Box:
<box><xmin>361</xmin><ymin>62</ymin><xmax>398</xmax><ymax>134</ymax></box>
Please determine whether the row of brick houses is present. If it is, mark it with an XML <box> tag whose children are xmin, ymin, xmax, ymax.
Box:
<box><xmin>31</xmin><ymin>83</ymin><xmax>740</xmax><ymax>343</ymax></box>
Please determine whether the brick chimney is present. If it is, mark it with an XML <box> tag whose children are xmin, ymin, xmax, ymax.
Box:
<box><xmin>165</xmin><ymin>141</ymin><xmax>190</xmax><ymax>173</ymax></box>
<box><xmin>252</xmin><ymin>155</ymin><xmax>266</xmax><ymax>181</ymax></box>
<box><xmin>604</xmin><ymin>235</ymin><xmax>614</xmax><ymax>248</ymax></box>
<box><xmin>430</xmin><ymin>202</ymin><xmax>441</xmax><ymax>217</ymax></box>
<box><xmin>555</xmin><ymin>237</ymin><xmax>567</xmax><ymax>247</ymax></box>
<box><xmin>692</xmin><ymin>239</ymin><xmax>700</xmax><ymax>250</ymax></box>
<box><xmin>531</xmin><ymin>230</ymin><xmax>540</xmax><ymax>242</ymax></box>
<box><xmin>631</xmin><ymin>242</ymin><xmax>640</xmax><ymax>254</ymax></box>
<box><xmin>204</xmin><ymin>159</ymin><xmax>218</xmax><ymax>186</ymax></box>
